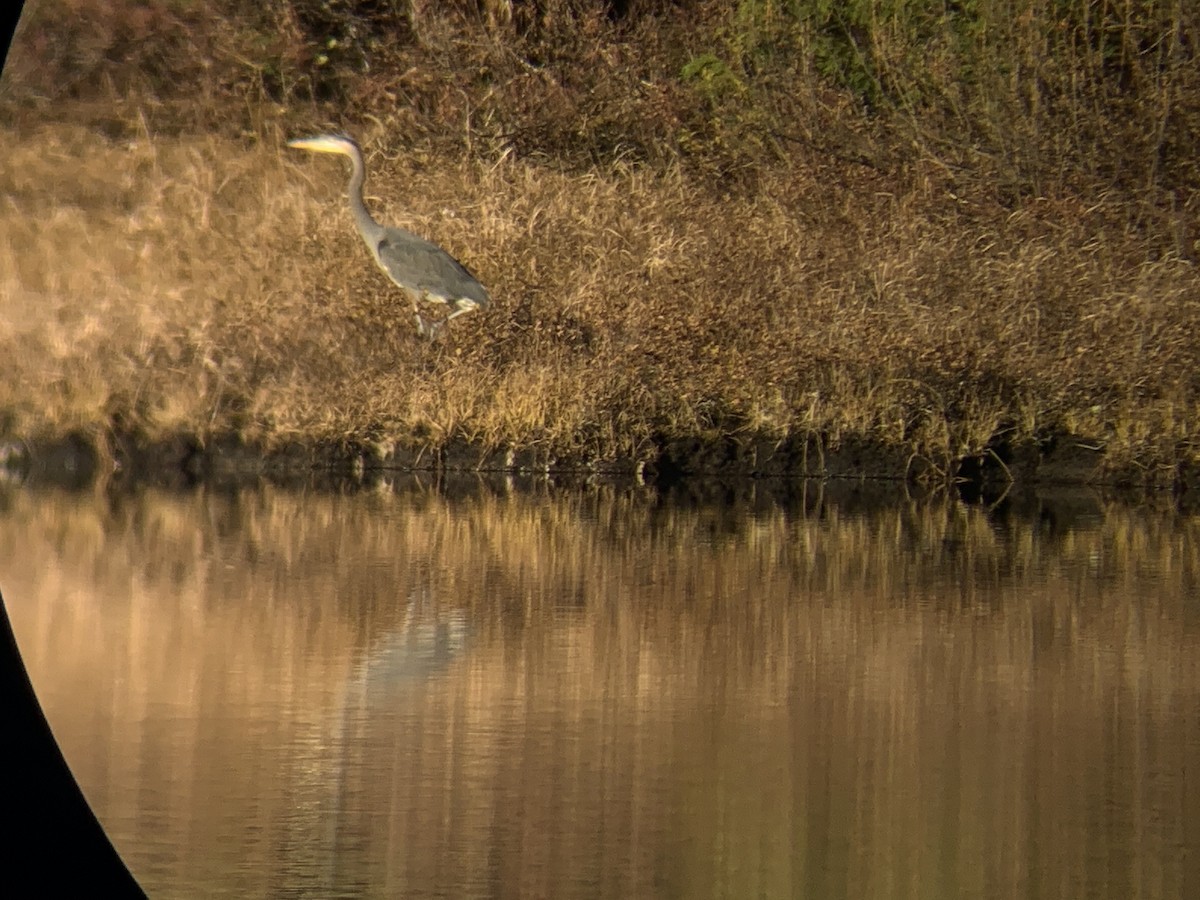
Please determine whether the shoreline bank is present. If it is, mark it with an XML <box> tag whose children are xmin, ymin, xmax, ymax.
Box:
<box><xmin>2</xmin><ymin>426</ymin><xmax>1191</xmax><ymax>494</ymax></box>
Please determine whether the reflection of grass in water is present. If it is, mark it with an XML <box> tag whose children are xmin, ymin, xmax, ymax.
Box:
<box><xmin>4</xmin><ymin>482</ymin><xmax>1197</xmax><ymax>692</ymax></box>
<box><xmin>2</xmin><ymin>123</ymin><xmax>1200</xmax><ymax>478</ymax></box>
<box><xmin>2</xmin><ymin>485</ymin><xmax>1197</xmax><ymax>896</ymax></box>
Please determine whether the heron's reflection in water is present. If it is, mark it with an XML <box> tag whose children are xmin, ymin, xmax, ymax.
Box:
<box><xmin>358</xmin><ymin>608</ymin><xmax>471</xmax><ymax>692</ymax></box>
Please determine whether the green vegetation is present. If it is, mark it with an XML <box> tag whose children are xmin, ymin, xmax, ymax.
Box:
<box><xmin>1</xmin><ymin>0</ymin><xmax>1198</xmax><ymax>484</ymax></box>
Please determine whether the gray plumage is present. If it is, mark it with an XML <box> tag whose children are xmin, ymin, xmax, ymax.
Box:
<box><xmin>287</xmin><ymin>133</ymin><xmax>489</xmax><ymax>337</ymax></box>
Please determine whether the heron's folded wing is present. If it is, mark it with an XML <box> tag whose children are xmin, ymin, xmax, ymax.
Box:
<box><xmin>376</xmin><ymin>232</ymin><xmax>489</xmax><ymax>306</ymax></box>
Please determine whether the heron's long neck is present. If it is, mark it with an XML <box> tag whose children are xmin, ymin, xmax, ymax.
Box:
<box><xmin>346</xmin><ymin>148</ymin><xmax>384</xmax><ymax>245</ymax></box>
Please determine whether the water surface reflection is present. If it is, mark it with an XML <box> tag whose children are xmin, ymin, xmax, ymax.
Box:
<box><xmin>2</xmin><ymin>480</ymin><xmax>1198</xmax><ymax>898</ymax></box>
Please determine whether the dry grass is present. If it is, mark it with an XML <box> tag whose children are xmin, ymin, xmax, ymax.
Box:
<box><xmin>2</xmin><ymin>1</ymin><xmax>1199</xmax><ymax>482</ymax></box>
<box><xmin>2</xmin><ymin>122</ymin><xmax>1200</xmax><ymax>479</ymax></box>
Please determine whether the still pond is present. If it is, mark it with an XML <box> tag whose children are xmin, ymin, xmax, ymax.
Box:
<box><xmin>2</xmin><ymin>477</ymin><xmax>1198</xmax><ymax>898</ymax></box>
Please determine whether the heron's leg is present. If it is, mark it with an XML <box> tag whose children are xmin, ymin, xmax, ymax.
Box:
<box><xmin>445</xmin><ymin>302</ymin><xmax>480</xmax><ymax>323</ymax></box>
<box><xmin>413</xmin><ymin>310</ymin><xmax>445</xmax><ymax>340</ymax></box>
<box><xmin>406</xmin><ymin>291</ymin><xmax>434</xmax><ymax>339</ymax></box>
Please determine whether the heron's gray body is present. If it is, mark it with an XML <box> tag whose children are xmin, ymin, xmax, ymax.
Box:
<box><xmin>371</xmin><ymin>225</ymin><xmax>490</xmax><ymax>312</ymax></box>
<box><xmin>287</xmin><ymin>132</ymin><xmax>489</xmax><ymax>336</ymax></box>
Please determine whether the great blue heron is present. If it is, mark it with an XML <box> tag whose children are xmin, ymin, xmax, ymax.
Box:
<box><xmin>287</xmin><ymin>133</ymin><xmax>490</xmax><ymax>338</ymax></box>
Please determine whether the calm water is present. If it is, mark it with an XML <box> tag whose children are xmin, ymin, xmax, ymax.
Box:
<box><xmin>2</xmin><ymin>477</ymin><xmax>1198</xmax><ymax>899</ymax></box>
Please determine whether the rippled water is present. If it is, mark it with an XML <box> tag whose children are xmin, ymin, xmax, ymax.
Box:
<box><xmin>2</xmin><ymin>478</ymin><xmax>1198</xmax><ymax>898</ymax></box>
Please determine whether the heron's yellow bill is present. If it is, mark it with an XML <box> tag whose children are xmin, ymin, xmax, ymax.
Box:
<box><xmin>286</xmin><ymin>135</ymin><xmax>354</xmax><ymax>155</ymax></box>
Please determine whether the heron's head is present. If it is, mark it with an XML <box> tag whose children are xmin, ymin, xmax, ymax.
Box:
<box><xmin>286</xmin><ymin>133</ymin><xmax>360</xmax><ymax>158</ymax></box>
